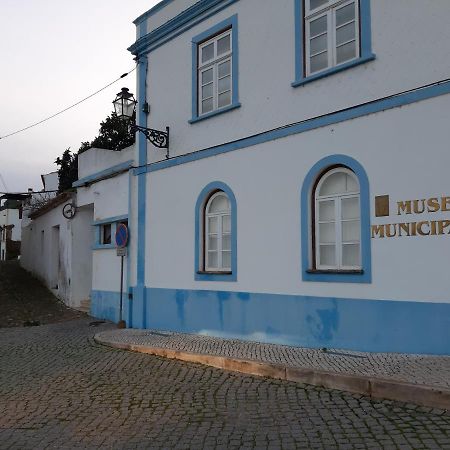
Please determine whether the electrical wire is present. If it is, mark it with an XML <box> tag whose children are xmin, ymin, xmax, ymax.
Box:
<box><xmin>0</xmin><ymin>190</ymin><xmax>59</xmax><ymax>195</ymax></box>
<box><xmin>0</xmin><ymin>66</ymin><xmax>136</xmax><ymax>141</ymax></box>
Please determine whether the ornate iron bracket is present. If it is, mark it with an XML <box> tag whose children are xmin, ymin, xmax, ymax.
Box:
<box><xmin>130</xmin><ymin>124</ymin><xmax>170</xmax><ymax>158</ymax></box>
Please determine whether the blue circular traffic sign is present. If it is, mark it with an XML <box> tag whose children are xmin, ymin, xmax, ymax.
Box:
<box><xmin>115</xmin><ymin>223</ymin><xmax>129</xmax><ymax>248</ymax></box>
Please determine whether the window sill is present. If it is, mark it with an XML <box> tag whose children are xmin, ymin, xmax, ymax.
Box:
<box><xmin>306</xmin><ymin>269</ymin><xmax>364</xmax><ymax>275</ymax></box>
<box><xmin>92</xmin><ymin>244</ymin><xmax>116</xmax><ymax>250</ymax></box>
<box><xmin>303</xmin><ymin>268</ymin><xmax>371</xmax><ymax>284</ymax></box>
<box><xmin>189</xmin><ymin>102</ymin><xmax>241</xmax><ymax>124</ymax></box>
<box><xmin>292</xmin><ymin>54</ymin><xmax>376</xmax><ymax>88</ymax></box>
<box><xmin>195</xmin><ymin>270</ymin><xmax>236</xmax><ymax>282</ymax></box>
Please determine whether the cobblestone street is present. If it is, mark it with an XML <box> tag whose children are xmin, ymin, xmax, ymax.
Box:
<box><xmin>0</xmin><ymin>319</ymin><xmax>449</xmax><ymax>449</ymax></box>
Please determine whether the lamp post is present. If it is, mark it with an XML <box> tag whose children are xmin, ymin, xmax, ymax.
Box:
<box><xmin>113</xmin><ymin>87</ymin><xmax>170</xmax><ymax>158</ymax></box>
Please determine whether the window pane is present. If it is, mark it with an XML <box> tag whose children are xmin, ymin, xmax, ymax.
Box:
<box><xmin>336</xmin><ymin>22</ymin><xmax>355</xmax><ymax>46</ymax></box>
<box><xmin>310</xmin><ymin>34</ymin><xmax>327</xmax><ymax>55</ymax></box>
<box><xmin>342</xmin><ymin>243</ymin><xmax>360</xmax><ymax>267</ymax></box>
<box><xmin>202</xmin><ymin>83</ymin><xmax>213</xmax><ymax>100</ymax></box>
<box><xmin>202</xmin><ymin>98</ymin><xmax>213</xmax><ymax>113</ymax></box>
<box><xmin>319</xmin><ymin>200</ymin><xmax>335</xmax><ymax>221</ymax></box>
<box><xmin>218</xmin><ymin>76</ymin><xmax>231</xmax><ymax>94</ymax></box>
<box><xmin>207</xmin><ymin>251</ymin><xmax>218</xmax><ymax>268</ymax></box>
<box><xmin>208</xmin><ymin>235</ymin><xmax>218</xmax><ymax>251</ymax></box>
<box><xmin>336</xmin><ymin>2</ymin><xmax>355</xmax><ymax>27</ymax></box>
<box><xmin>201</xmin><ymin>42</ymin><xmax>214</xmax><ymax>63</ymax></box>
<box><xmin>341</xmin><ymin>197</ymin><xmax>359</xmax><ymax>220</ymax></box>
<box><xmin>208</xmin><ymin>216</ymin><xmax>218</xmax><ymax>233</ymax></box>
<box><xmin>310</xmin><ymin>0</ymin><xmax>328</xmax><ymax>10</ymax></box>
<box><xmin>222</xmin><ymin>234</ymin><xmax>231</xmax><ymax>251</ymax></box>
<box><xmin>222</xmin><ymin>251</ymin><xmax>231</xmax><ymax>269</ymax></box>
<box><xmin>310</xmin><ymin>15</ymin><xmax>327</xmax><ymax>38</ymax></box>
<box><xmin>345</xmin><ymin>173</ymin><xmax>359</xmax><ymax>192</ymax></box>
<box><xmin>319</xmin><ymin>172</ymin><xmax>346</xmax><ymax>195</ymax></box>
<box><xmin>336</xmin><ymin>40</ymin><xmax>356</xmax><ymax>64</ymax></box>
<box><xmin>218</xmin><ymin>60</ymin><xmax>231</xmax><ymax>78</ymax></box>
<box><xmin>342</xmin><ymin>220</ymin><xmax>360</xmax><ymax>242</ymax></box>
<box><xmin>209</xmin><ymin>194</ymin><xmax>230</xmax><ymax>213</ymax></box>
<box><xmin>217</xmin><ymin>34</ymin><xmax>231</xmax><ymax>55</ymax></box>
<box><xmin>103</xmin><ymin>224</ymin><xmax>111</xmax><ymax>244</ymax></box>
<box><xmin>222</xmin><ymin>215</ymin><xmax>231</xmax><ymax>233</ymax></box>
<box><xmin>319</xmin><ymin>245</ymin><xmax>335</xmax><ymax>266</ymax></box>
<box><xmin>218</xmin><ymin>91</ymin><xmax>231</xmax><ymax>108</ymax></box>
<box><xmin>319</xmin><ymin>222</ymin><xmax>335</xmax><ymax>244</ymax></box>
<box><xmin>310</xmin><ymin>51</ymin><xmax>328</xmax><ymax>73</ymax></box>
<box><xmin>202</xmin><ymin>68</ymin><xmax>213</xmax><ymax>84</ymax></box>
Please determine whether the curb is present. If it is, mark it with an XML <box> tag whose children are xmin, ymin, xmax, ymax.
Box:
<box><xmin>94</xmin><ymin>334</ymin><xmax>450</xmax><ymax>411</ymax></box>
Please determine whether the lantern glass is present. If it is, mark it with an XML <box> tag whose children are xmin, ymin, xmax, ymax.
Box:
<box><xmin>113</xmin><ymin>87</ymin><xmax>136</xmax><ymax>119</ymax></box>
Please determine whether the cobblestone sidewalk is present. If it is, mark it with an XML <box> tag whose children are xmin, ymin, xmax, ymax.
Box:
<box><xmin>96</xmin><ymin>329</ymin><xmax>450</xmax><ymax>391</ymax></box>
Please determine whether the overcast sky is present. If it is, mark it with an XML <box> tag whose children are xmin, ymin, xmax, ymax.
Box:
<box><xmin>0</xmin><ymin>0</ymin><xmax>159</xmax><ymax>193</ymax></box>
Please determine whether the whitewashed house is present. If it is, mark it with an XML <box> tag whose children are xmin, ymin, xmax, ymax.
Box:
<box><xmin>0</xmin><ymin>196</ymin><xmax>23</xmax><ymax>260</ymax></box>
<box><xmin>74</xmin><ymin>146</ymin><xmax>133</xmax><ymax>321</ymax></box>
<box><xmin>88</xmin><ymin>0</ymin><xmax>450</xmax><ymax>355</ymax></box>
<box><xmin>21</xmin><ymin>146</ymin><xmax>132</xmax><ymax>311</ymax></box>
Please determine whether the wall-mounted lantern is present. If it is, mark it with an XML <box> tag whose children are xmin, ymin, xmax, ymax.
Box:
<box><xmin>113</xmin><ymin>87</ymin><xmax>169</xmax><ymax>157</ymax></box>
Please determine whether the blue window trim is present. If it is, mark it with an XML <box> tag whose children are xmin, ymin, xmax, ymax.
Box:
<box><xmin>190</xmin><ymin>15</ymin><xmax>240</xmax><ymax>124</ymax></box>
<box><xmin>300</xmin><ymin>155</ymin><xmax>372</xmax><ymax>283</ymax></box>
<box><xmin>92</xmin><ymin>215</ymin><xmax>128</xmax><ymax>250</ymax></box>
<box><xmin>195</xmin><ymin>181</ymin><xmax>237</xmax><ymax>282</ymax></box>
<box><xmin>293</xmin><ymin>0</ymin><xmax>375</xmax><ymax>87</ymax></box>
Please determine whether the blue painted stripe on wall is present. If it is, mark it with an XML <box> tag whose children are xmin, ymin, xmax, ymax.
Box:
<box><xmin>138</xmin><ymin>288</ymin><xmax>450</xmax><ymax>355</ymax></box>
<box><xmin>91</xmin><ymin>290</ymin><xmax>125</xmax><ymax>324</ymax></box>
<box><xmin>93</xmin><ymin>287</ymin><xmax>450</xmax><ymax>354</ymax></box>
<box><xmin>133</xmin><ymin>79</ymin><xmax>450</xmax><ymax>176</ymax></box>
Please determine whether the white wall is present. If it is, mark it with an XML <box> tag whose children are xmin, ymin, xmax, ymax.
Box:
<box><xmin>78</xmin><ymin>146</ymin><xmax>133</xmax><ymax>181</ymax></box>
<box><xmin>21</xmin><ymin>199</ymin><xmax>93</xmax><ymax>308</ymax></box>
<box><xmin>77</xmin><ymin>146</ymin><xmax>132</xmax><ymax>295</ymax></box>
<box><xmin>145</xmin><ymin>91</ymin><xmax>450</xmax><ymax>303</ymax></box>
<box><xmin>140</xmin><ymin>0</ymin><xmax>450</xmax><ymax>162</ymax></box>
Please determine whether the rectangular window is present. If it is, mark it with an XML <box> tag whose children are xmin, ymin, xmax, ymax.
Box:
<box><xmin>198</xmin><ymin>29</ymin><xmax>232</xmax><ymax>116</ymax></box>
<box><xmin>101</xmin><ymin>224</ymin><xmax>112</xmax><ymax>245</ymax></box>
<box><xmin>305</xmin><ymin>0</ymin><xmax>360</xmax><ymax>76</ymax></box>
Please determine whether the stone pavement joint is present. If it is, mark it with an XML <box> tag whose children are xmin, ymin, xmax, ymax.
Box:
<box><xmin>95</xmin><ymin>328</ymin><xmax>450</xmax><ymax>410</ymax></box>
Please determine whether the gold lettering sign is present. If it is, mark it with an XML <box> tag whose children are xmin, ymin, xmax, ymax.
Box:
<box><xmin>373</xmin><ymin>195</ymin><xmax>450</xmax><ymax>239</ymax></box>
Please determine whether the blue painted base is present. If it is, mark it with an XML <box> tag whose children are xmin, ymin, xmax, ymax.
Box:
<box><xmin>91</xmin><ymin>290</ymin><xmax>128</xmax><ymax>324</ymax></box>
<box><xmin>91</xmin><ymin>288</ymin><xmax>450</xmax><ymax>355</ymax></box>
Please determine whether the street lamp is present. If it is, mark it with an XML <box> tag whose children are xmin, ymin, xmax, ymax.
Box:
<box><xmin>113</xmin><ymin>87</ymin><xmax>170</xmax><ymax>157</ymax></box>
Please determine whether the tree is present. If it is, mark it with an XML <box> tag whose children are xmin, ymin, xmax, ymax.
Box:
<box><xmin>53</xmin><ymin>112</ymin><xmax>134</xmax><ymax>193</ymax></box>
<box><xmin>90</xmin><ymin>112</ymin><xmax>135</xmax><ymax>151</ymax></box>
<box><xmin>55</xmin><ymin>148</ymin><xmax>77</xmax><ymax>193</ymax></box>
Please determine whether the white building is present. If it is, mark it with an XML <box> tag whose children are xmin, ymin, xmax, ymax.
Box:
<box><xmin>21</xmin><ymin>148</ymin><xmax>132</xmax><ymax>311</ymax></box>
<box><xmin>74</xmin><ymin>145</ymin><xmax>133</xmax><ymax>321</ymax></box>
<box><xmin>0</xmin><ymin>196</ymin><xmax>23</xmax><ymax>260</ymax></box>
<box><xmin>85</xmin><ymin>0</ymin><xmax>450</xmax><ymax>355</ymax></box>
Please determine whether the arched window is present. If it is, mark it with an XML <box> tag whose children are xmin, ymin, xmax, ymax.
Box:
<box><xmin>204</xmin><ymin>191</ymin><xmax>231</xmax><ymax>271</ymax></box>
<box><xmin>195</xmin><ymin>181</ymin><xmax>237</xmax><ymax>281</ymax></box>
<box><xmin>313</xmin><ymin>166</ymin><xmax>361</xmax><ymax>270</ymax></box>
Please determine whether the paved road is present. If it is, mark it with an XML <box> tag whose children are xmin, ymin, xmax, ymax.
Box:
<box><xmin>0</xmin><ymin>319</ymin><xmax>449</xmax><ymax>450</ymax></box>
<box><xmin>0</xmin><ymin>261</ymin><xmax>83</xmax><ymax>328</ymax></box>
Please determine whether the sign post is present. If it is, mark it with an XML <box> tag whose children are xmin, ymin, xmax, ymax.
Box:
<box><xmin>115</xmin><ymin>223</ymin><xmax>129</xmax><ymax>329</ymax></box>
